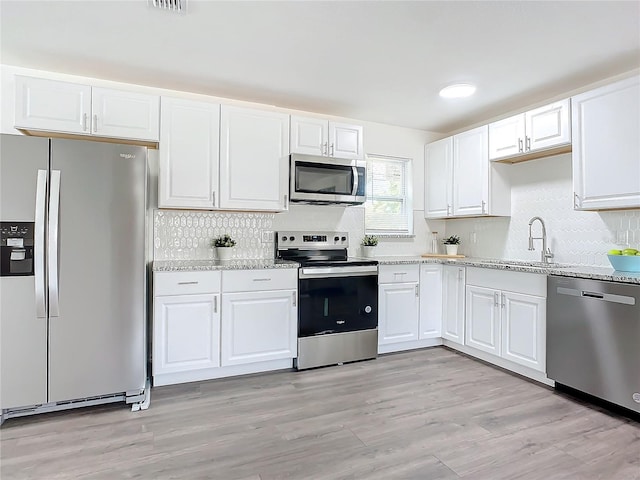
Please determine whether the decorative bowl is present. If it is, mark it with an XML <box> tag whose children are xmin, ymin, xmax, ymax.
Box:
<box><xmin>607</xmin><ymin>254</ymin><xmax>640</xmax><ymax>272</ymax></box>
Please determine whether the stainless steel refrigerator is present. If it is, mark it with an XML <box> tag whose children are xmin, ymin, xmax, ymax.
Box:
<box><xmin>0</xmin><ymin>134</ymin><xmax>147</xmax><ymax>418</ymax></box>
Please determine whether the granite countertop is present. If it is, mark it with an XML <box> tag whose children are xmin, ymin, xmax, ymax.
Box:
<box><xmin>153</xmin><ymin>256</ymin><xmax>640</xmax><ymax>285</ymax></box>
<box><xmin>373</xmin><ymin>256</ymin><xmax>640</xmax><ymax>285</ymax></box>
<box><xmin>153</xmin><ymin>258</ymin><xmax>299</xmax><ymax>272</ymax></box>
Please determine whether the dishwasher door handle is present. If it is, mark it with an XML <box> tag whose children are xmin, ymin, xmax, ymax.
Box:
<box><xmin>556</xmin><ymin>287</ymin><xmax>636</xmax><ymax>306</ymax></box>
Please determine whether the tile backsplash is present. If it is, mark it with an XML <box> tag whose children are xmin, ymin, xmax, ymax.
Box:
<box><xmin>443</xmin><ymin>154</ymin><xmax>640</xmax><ymax>266</ymax></box>
<box><xmin>154</xmin><ymin>210</ymin><xmax>275</xmax><ymax>260</ymax></box>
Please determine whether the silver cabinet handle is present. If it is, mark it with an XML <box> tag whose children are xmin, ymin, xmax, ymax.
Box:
<box><xmin>330</xmin><ymin>143</ymin><xmax>334</xmax><ymax>156</ymax></box>
<box><xmin>494</xmin><ymin>292</ymin><xmax>499</xmax><ymax>307</ymax></box>
<box><xmin>394</xmin><ymin>272</ymin><xmax>408</xmax><ymax>276</ymax></box>
<box><xmin>518</xmin><ymin>138</ymin><xmax>523</xmax><ymax>152</ymax></box>
<box><xmin>48</xmin><ymin>170</ymin><xmax>61</xmax><ymax>317</ymax></box>
<box><xmin>525</xmin><ymin>136</ymin><xmax>531</xmax><ymax>151</ymax></box>
<box><xmin>283</xmin><ymin>194</ymin><xmax>288</xmax><ymax>209</ymax></box>
<box><xmin>457</xmin><ymin>268</ymin><xmax>463</xmax><ymax>281</ymax></box>
<box><xmin>93</xmin><ymin>114</ymin><xmax>98</xmax><ymax>133</ymax></box>
<box><xmin>252</xmin><ymin>278</ymin><xmax>272</xmax><ymax>282</ymax></box>
<box><xmin>322</xmin><ymin>142</ymin><xmax>328</xmax><ymax>156</ymax></box>
<box><xmin>574</xmin><ymin>192</ymin><xmax>581</xmax><ymax>209</ymax></box>
<box><xmin>177</xmin><ymin>281</ymin><xmax>199</xmax><ymax>285</ymax></box>
<box><xmin>292</xmin><ymin>291</ymin><xmax>296</xmax><ymax>307</ymax></box>
<box><xmin>481</xmin><ymin>200</ymin><xmax>486</xmax><ymax>214</ymax></box>
<box><xmin>212</xmin><ymin>190</ymin><xmax>216</xmax><ymax>208</ymax></box>
<box><xmin>35</xmin><ymin>170</ymin><xmax>47</xmax><ymax>318</ymax></box>
<box><xmin>501</xmin><ymin>292</ymin><xmax>506</xmax><ymax>308</ymax></box>
<box><xmin>214</xmin><ymin>295</ymin><xmax>218</xmax><ymax>313</ymax></box>
<box><xmin>415</xmin><ymin>284</ymin><xmax>419</xmax><ymax>297</ymax></box>
<box><xmin>82</xmin><ymin>113</ymin><xmax>88</xmax><ymax>132</ymax></box>
<box><xmin>446</xmin><ymin>204</ymin><xmax>451</xmax><ymax>216</ymax></box>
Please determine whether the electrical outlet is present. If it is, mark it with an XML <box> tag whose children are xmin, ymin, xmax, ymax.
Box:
<box><xmin>261</xmin><ymin>231</ymin><xmax>274</xmax><ymax>243</ymax></box>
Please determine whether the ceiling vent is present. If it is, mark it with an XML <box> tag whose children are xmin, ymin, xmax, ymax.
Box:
<box><xmin>148</xmin><ymin>0</ymin><xmax>187</xmax><ymax>14</ymax></box>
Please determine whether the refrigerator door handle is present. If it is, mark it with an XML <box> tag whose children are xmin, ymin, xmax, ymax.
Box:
<box><xmin>35</xmin><ymin>169</ymin><xmax>47</xmax><ymax>318</ymax></box>
<box><xmin>48</xmin><ymin>170</ymin><xmax>61</xmax><ymax>317</ymax></box>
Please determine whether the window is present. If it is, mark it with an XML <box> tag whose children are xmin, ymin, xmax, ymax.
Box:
<box><xmin>365</xmin><ymin>154</ymin><xmax>413</xmax><ymax>235</ymax></box>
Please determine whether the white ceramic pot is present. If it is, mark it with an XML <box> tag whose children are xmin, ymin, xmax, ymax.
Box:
<box><xmin>362</xmin><ymin>245</ymin><xmax>376</xmax><ymax>258</ymax></box>
<box><xmin>216</xmin><ymin>247</ymin><xmax>234</xmax><ymax>261</ymax></box>
<box><xmin>445</xmin><ymin>244</ymin><xmax>459</xmax><ymax>256</ymax></box>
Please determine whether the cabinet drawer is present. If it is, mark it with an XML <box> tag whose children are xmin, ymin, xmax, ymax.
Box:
<box><xmin>222</xmin><ymin>269</ymin><xmax>297</xmax><ymax>293</ymax></box>
<box><xmin>378</xmin><ymin>264</ymin><xmax>420</xmax><ymax>284</ymax></box>
<box><xmin>154</xmin><ymin>271</ymin><xmax>221</xmax><ymax>296</ymax></box>
<box><xmin>466</xmin><ymin>267</ymin><xmax>546</xmax><ymax>297</ymax></box>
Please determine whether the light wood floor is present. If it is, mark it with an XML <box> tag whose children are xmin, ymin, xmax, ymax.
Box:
<box><xmin>2</xmin><ymin>347</ymin><xmax>639</xmax><ymax>479</ymax></box>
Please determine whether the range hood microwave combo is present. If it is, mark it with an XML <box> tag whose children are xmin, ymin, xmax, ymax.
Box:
<box><xmin>289</xmin><ymin>153</ymin><xmax>366</xmax><ymax>205</ymax></box>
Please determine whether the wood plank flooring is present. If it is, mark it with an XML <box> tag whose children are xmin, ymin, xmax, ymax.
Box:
<box><xmin>2</xmin><ymin>347</ymin><xmax>639</xmax><ymax>479</ymax></box>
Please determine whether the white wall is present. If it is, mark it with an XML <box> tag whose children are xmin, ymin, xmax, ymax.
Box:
<box><xmin>442</xmin><ymin>153</ymin><xmax>640</xmax><ymax>266</ymax></box>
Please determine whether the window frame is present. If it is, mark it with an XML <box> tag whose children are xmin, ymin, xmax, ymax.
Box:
<box><xmin>364</xmin><ymin>154</ymin><xmax>414</xmax><ymax>236</ymax></box>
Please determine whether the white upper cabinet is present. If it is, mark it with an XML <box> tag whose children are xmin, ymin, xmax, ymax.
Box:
<box><xmin>571</xmin><ymin>75</ymin><xmax>640</xmax><ymax>210</ymax></box>
<box><xmin>14</xmin><ymin>75</ymin><xmax>159</xmax><ymax>141</ymax></box>
<box><xmin>425</xmin><ymin>125</ymin><xmax>509</xmax><ymax>219</ymax></box>
<box><xmin>158</xmin><ymin>97</ymin><xmax>220</xmax><ymax>210</ymax></box>
<box><xmin>220</xmin><ymin>105</ymin><xmax>290</xmax><ymax>211</ymax></box>
<box><xmin>290</xmin><ymin>115</ymin><xmax>363</xmax><ymax>160</ymax></box>
<box><xmin>424</xmin><ymin>136</ymin><xmax>452</xmax><ymax>218</ymax></box>
<box><xmin>489</xmin><ymin>99</ymin><xmax>570</xmax><ymax>162</ymax></box>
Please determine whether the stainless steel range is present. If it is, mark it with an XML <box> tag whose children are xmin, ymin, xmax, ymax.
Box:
<box><xmin>276</xmin><ymin>231</ymin><xmax>378</xmax><ymax>370</ymax></box>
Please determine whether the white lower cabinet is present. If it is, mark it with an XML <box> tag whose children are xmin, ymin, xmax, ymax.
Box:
<box><xmin>154</xmin><ymin>293</ymin><xmax>220</xmax><ymax>374</ymax></box>
<box><xmin>464</xmin><ymin>268</ymin><xmax>546</xmax><ymax>373</ymax></box>
<box><xmin>221</xmin><ymin>289</ymin><xmax>297</xmax><ymax>366</ymax></box>
<box><xmin>378</xmin><ymin>282</ymin><xmax>420</xmax><ymax>344</ymax></box>
<box><xmin>442</xmin><ymin>266</ymin><xmax>466</xmax><ymax>345</ymax></box>
<box><xmin>419</xmin><ymin>264</ymin><xmax>442</xmax><ymax>339</ymax></box>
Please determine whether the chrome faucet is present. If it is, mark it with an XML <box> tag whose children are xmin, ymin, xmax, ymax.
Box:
<box><xmin>528</xmin><ymin>216</ymin><xmax>554</xmax><ymax>264</ymax></box>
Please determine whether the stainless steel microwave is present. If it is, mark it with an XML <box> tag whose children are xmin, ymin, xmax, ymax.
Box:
<box><xmin>289</xmin><ymin>154</ymin><xmax>366</xmax><ymax>205</ymax></box>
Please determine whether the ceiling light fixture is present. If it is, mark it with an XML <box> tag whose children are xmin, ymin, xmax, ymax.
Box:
<box><xmin>439</xmin><ymin>83</ymin><xmax>477</xmax><ymax>99</ymax></box>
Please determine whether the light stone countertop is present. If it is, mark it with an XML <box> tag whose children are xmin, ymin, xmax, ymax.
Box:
<box><xmin>153</xmin><ymin>259</ymin><xmax>299</xmax><ymax>272</ymax></box>
<box><xmin>153</xmin><ymin>256</ymin><xmax>640</xmax><ymax>285</ymax></box>
<box><xmin>371</xmin><ymin>256</ymin><xmax>640</xmax><ymax>285</ymax></box>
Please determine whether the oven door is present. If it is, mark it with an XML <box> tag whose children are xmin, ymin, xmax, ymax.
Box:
<box><xmin>290</xmin><ymin>155</ymin><xmax>365</xmax><ymax>204</ymax></box>
<box><xmin>298</xmin><ymin>266</ymin><xmax>378</xmax><ymax>337</ymax></box>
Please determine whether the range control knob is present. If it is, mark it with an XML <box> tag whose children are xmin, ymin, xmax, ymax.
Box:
<box><xmin>289</xmin><ymin>236</ymin><xmax>295</xmax><ymax>241</ymax></box>
<box><xmin>282</xmin><ymin>236</ymin><xmax>288</xmax><ymax>241</ymax></box>
<box><xmin>364</xmin><ymin>305</ymin><xmax>372</xmax><ymax>314</ymax></box>
<box><xmin>341</xmin><ymin>236</ymin><xmax>347</xmax><ymax>242</ymax></box>
<box><xmin>334</xmin><ymin>236</ymin><xmax>339</xmax><ymax>242</ymax></box>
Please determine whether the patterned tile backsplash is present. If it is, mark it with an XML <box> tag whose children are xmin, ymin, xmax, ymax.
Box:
<box><xmin>154</xmin><ymin>210</ymin><xmax>275</xmax><ymax>260</ymax></box>
<box><xmin>444</xmin><ymin>154</ymin><xmax>640</xmax><ymax>267</ymax></box>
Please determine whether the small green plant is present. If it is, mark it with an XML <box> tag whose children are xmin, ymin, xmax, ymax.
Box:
<box><xmin>361</xmin><ymin>235</ymin><xmax>379</xmax><ymax>247</ymax></box>
<box><xmin>212</xmin><ymin>234</ymin><xmax>237</xmax><ymax>248</ymax></box>
<box><xmin>443</xmin><ymin>235</ymin><xmax>461</xmax><ymax>245</ymax></box>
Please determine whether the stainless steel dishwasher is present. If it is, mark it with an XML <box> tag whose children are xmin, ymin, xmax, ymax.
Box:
<box><xmin>547</xmin><ymin>276</ymin><xmax>640</xmax><ymax>414</ymax></box>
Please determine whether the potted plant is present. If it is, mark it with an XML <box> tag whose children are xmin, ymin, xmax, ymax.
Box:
<box><xmin>212</xmin><ymin>234</ymin><xmax>237</xmax><ymax>261</ymax></box>
<box><xmin>361</xmin><ymin>235</ymin><xmax>379</xmax><ymax>258</ymax></box>
<box><xmin>443</xmin><ymin>235</ymin><xmax>461</xmax><ymax>255</ymax></box>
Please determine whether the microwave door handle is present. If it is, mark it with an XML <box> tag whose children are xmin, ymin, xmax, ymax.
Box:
<box><xmin>351</xmin><ymin>166</ymin><xmax>359</xmax><ymax>196</ymax></box>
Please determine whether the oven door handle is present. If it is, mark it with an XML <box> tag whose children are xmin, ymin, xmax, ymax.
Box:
<box><xmin>300</xmin><ymin>265</ymin><xmax>378</xmax><ymax>278</ymax></box>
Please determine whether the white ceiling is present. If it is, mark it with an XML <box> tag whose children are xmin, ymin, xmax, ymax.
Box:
<box><xmin>1</xmin><ymin>1</ymin><xmax>639</xmax><ymax>133</ymax></box>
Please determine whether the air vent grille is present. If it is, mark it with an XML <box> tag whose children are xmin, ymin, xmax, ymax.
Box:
<box><xmin>148</xmin><ymin>0</ymin><xmax>186</xmax><ymax>14</ymax></box>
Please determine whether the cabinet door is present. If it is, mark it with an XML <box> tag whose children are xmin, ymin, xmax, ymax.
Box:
<box><xmin>424</xmin><ymin>137</ymin><xmax>453</xmax><ymax>218</ymax></box>
<box><xmin>501</xmin><ymin>291</ymin><xmax>546</xmax><ymax>372</ymax></box>
<box><xmin>159</xmin><ymin>97</ymin><xmax>220</xmax><ymax>209</ymax></box>
<box><xmin>290</xmin><ymin>116</ymin><xmax>328</xmax><ymax>156</ymax></box>
<box><xmin>329</xmin><ymin>122</ymin><xmax>364</xmax><ymax>160</ymax></box>
<box><xmin>153</xmin><ymin>294</ymin><xmax>220</xmax><ymax>376</ymax></box>
<box><xmin>221</xmin><ymin>289</ymin><xmax>297</xmax><ymax>366</ymax></box>
<box><xmin>442</xmin><ymin>266</ymin><xmax>465</xmax><ymax>344</ymax></box>
<box><xmin>378</xmin><ymin>282</ymin><xmax>420</xmax><ymax>345</ymax></box>
<box><xmin>219</xmin><ymin>106</ymin><xmax>289</xmax><ymax>211</ymax></box>
<box><xmin>91</xmin><ymin>87</ymin><xmax>160</xmax><ymax>141</ymax></box>
<box><xmin>572</xmin><ymin>75</ymin><xmax>640</xmax><ymax>210</ymax></box>
<box><xmin>453</xmin><ymin>125</ymin><xmax>489</xmax><ymax>216</ymax></box>
<box><xmin>525</xmin><ymin>99</ymin><xmax>570</xmax><ymax>152</ymax></box>
<box><xmin>465</xmin><ymin>285</ymin><xmax>500</xmax><ymax>355</ymax></box>
<box><xmin>14</xmin><ymin>76</ymin><xmax>91</xmax><ymax>134</ymax></box>
<box><xmin>419</xmin><ymin>265</ymin><xmax>442</xmax><ymax>339</ymax></box>
<box><xmin>488</xmin><ymin>114</ymin><xmax>525</xmax><ymax>160</ymax></box>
